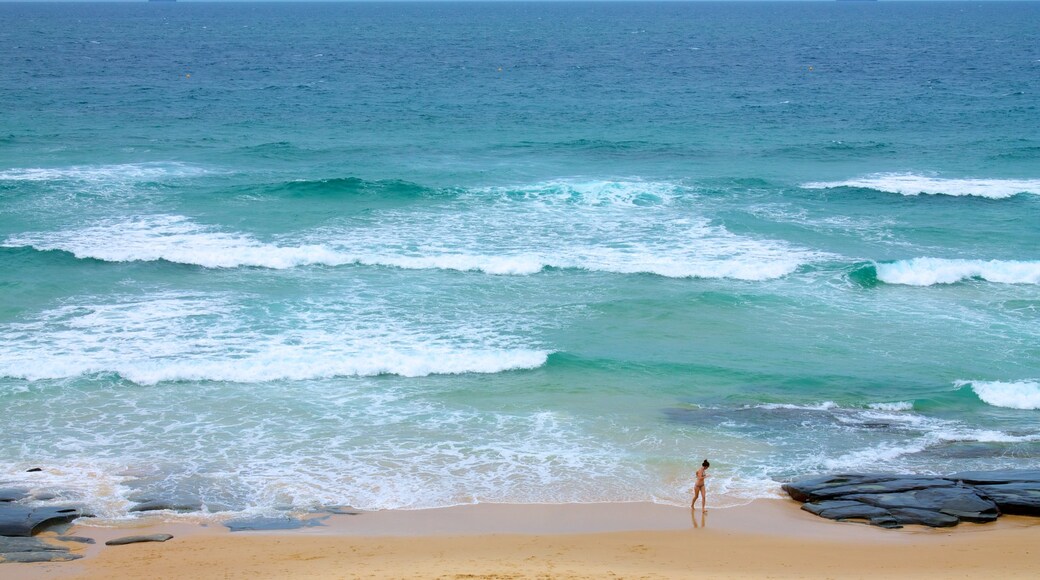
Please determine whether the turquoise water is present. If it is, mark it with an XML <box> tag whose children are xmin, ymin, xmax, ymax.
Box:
<box><xmin>1</xmin><ymin>2</ymin><xmax>1039</xmax><ymax>520</ymax></box>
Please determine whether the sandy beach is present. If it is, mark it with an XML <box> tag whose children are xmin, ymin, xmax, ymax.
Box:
<box><xmin>10</xmin><ymin>499</ymin><xmax>1040</xmax><ymax>579</ymax></box>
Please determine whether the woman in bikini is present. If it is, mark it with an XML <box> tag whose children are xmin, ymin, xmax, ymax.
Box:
<box><xmin>691</xmin><ymin>459</ymin><xmax>709</xmax><ymax>512</ymax></box>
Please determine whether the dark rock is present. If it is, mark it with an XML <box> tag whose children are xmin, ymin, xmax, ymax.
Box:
<box><xmin>0</xmin><ymin>505</ymin><xmax>88</xmax><ymax>537</ymax></box>
<box><xmin>870</xmin><ymin>516</ymin><xmax>902</xmax><ymax>529</ymax></box>
<box><xmin>783</xmin><ymin>470</ymin><xmax>1040</xmax><ymax>529</ymax></box>
<box><xmin>0</xmin><ymin>536</ymin><xmax>66</xmax><ymax>553</ymax></box>
<box><xmin>1</xmin><ymin>551</ymin><xmax>82</xmax><ymax>563</ymax></box>
<box><xmin>782</xmin><ymin>474</ymin><xmax>897</xmax><ymax>503</ymax></box>
<box><xmin>847</xmin><ymin>486</ymin><xmax>999</xmax><ymax>523</ymax></box>
<box><xmin>949</xmin><ymin>470</ymin><xmax>1040</xmax><ymax>485</ymax></box>
<box><xmin>0</xmin><ymin>536</ymin><xmax>80</xmax><ymax>564</ymax></box>
<box><xmin>794</xmin><ymin>477</ymin><xmax>955</xmax><ymax>502</ymax></box>
<box><xmin>105</xmin><ymin>534</ymin><xmax>173</xmax><ymax>546</ymax></box>
<box><xmin>888</xmin><ymin>508</ymin><xmax>960</xmax><ymax>528</ymax></box>
<box><xmin>55</xmin><ymin>535</ymin><xmax>96</xmax><ymax>544</ymax></box>
<box><xmin>129</xmin><ymin>499</ymin><xmax>203</xmax><ymax>513</ymax></box>
<box><xmin>974</xmin><ymin>483</ymin><xmax>1040</xmax><ymax>516</ymax></box>
<box><xmin>800</xmin><ymin>500</ymin><xmax>901</xmax><ymax>528</ymax></box>
<box><xmin>0</xmin><ymin>488</ymin><xmax>30</xmax><ymax>503</ymax></box>
<box><xmin>781</xmin><ymin>474</ymin><xmax>951</xmax><ymax>503</ymax></box>
<box><xmin>224</xmin><ymin>515</ymin><xmax>327</xmax><ymax>532</ymax></box>
<box><xmin>25</xmin><ymin>468</ymin><xmax>43</xmax><ymax>473</ymax></box>
<box><xmin>800</xmin><ymin>499</ymin><xmax>862</xmax><ymax>516</ymax></box>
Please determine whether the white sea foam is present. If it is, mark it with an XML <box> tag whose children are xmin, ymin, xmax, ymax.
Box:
<box><xmin>0</xmin><ymin>348</ymin><xmax>549</xmax><ymax>385</ymax></box>
<box><xmin>0</xmin><ymin>162</ymin><xmax>208</xmax><ymax>183</ymax></box>
<box><xmin>0</xmin><ymin>177</ymin><xmax>826</xmax><ymax>281</ymax></box>
<box><xmin>340</xmin><ymin>179</ymin><xmax>825</xmax><ymax>280</ymax></box>
<box><xmin>0</xmin><ymin>293</ymin><xmax>550</xmax><ymax>384</ymax></box>
<box><xmin>820</xmin><ymin>427</ymin><xmax>1040</xmax><ymax>471</ymax></box>
<box><xmin>874</xmin><ymin>258</ymin><xmax>1040</xmax><ymax>286</ymax></box>
<box><xmin>802</xmin><ymin>173</ymin><xmax>1040</xmax><ymax>199</ymax></box>
<box><xmin>0</xmin><ymin>461</ymin><xmax>137</xmax><ymax>519</ymax></box>
<box><xmin>755</xmin><ymin>401</ymin><xmax>916</xmax><ymax>413</ymax></box>
<box><xmin>752</xmin><ymin>401</ymin><xmax>839</xmax><ymax>411</ymax></box>
<box><xmin>4</xmin><ymin>215</ymin><xmax>351</xmax><ymax>269</ymax></box>
<box><xmin>476</xmin><ymin>179</ymin><xmax>680</xmax><ymax>206</ymax></box>
<box><xmin>957</xmin><ymin>380</ymin><xmax>1040</xmax><ymax>410</ymax></box>
<box><xmin>867</xmin><ymin>401</ymin><xmax>914</xmax><ymax>412</ymax></box>
<box><xmin>6</xmin><ymin>188</ymin><xmax>823</xmax><ymax>279</ymax></box>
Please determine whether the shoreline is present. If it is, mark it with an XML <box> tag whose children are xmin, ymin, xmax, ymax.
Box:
<box><xmin>13</xmin><ymin>499</ymin><xmax>1040</xmax><ymax>579</ymax></box>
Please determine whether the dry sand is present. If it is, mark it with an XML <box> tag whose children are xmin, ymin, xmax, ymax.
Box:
<box><xmin>10</xmin><ymin>499</ymin><xmax>1040</xmax><ymax>579</ymax></box>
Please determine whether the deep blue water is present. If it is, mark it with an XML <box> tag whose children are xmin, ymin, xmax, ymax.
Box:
<box><xmin>1</xmin><ymin>2</ymin><xmax>1039</xmax><ymax>520</ymax></box>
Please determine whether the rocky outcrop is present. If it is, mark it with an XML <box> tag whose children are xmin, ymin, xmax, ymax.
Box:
<box><xmin>0</xmin><ymin>477</ymin><xmax>93</xmax><ymax>565</ymax></box>
<box><xmin>0</xmin><ymin>540</ymin><xmax>81</xmax><ymax>565</ymax></box>
<box><xmin>783</xmin><ymin>470</ymin><xmax>1040</xmax><ymax>528</ymax></box>
<box><xmin>0</xmin><ymin>536</ymin><xmax>83</xmax><ymax>563</ymax></box>
<box><xmin>0</xmin><ymin>505</ymin><xmax>88</xmax><ymax>537</ymax></box>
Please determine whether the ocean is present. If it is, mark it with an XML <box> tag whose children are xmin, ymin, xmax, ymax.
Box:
<box><xmin>1</xmin><ymin>1</ymin><xmax>1038</xmax><ymax>522</ymax></box>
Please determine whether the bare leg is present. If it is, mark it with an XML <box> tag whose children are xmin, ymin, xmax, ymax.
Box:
<box><xmin>690</xmin><ymin>487</ymin><xmax>700</xmax><ymax>509</ymax></box>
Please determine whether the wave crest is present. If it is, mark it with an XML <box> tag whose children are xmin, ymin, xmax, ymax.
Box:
<box><xmin>1</xmin><ymin>349</ymin><xmax>549</xmax><ymax>385</ymax></box>
<box><xmin>957</xmin><ymin>380</ymin><xmax>1040</xmax><ymax>410</ymax></box>
<box><xmin>874</xmin><ymin>258</ymin><xmax>1040</xmax><ymax>286</ymax></box>
<box><xmin>802</xmin><ymin>174</ymin><xmax>1040</xmax><ymax>199</ymax></box>
<box><xmin>4</xmin><ymin>210</ymin><xmax>816</xmax><ymax>280</ymax></box>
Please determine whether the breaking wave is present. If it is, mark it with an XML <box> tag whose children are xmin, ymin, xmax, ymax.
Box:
<box><xmin>4</xmin><ymin>207</ymin><xmax>819</xmax><ymax>280</ymax></box>
<box><xmin>874</xmin><ymin>258</ymin><xmax>1040</xmax><ymax>286</ymax></box>
<box><xmin>802</xmin><ymin>174</ymin><xmax>1040</xmax><ymax>199</ymax></box>
<box><xmin>957</xmin><ymin>380</ymin><xmax>1040</xmax><ymax>410</ymax></box>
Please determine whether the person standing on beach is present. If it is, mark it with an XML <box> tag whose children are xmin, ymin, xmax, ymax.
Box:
<box><xmin>691</xmin><ymin>459</ymin><xmax>709</xmax><ymax>512</ymax></box>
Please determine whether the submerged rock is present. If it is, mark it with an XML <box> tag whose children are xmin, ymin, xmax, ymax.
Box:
<box><xmin>949</xmin><ymin>470</ymin><xmax>1040</xmax><ymax>485</ymax></box>
<box><xmin>129</xmin><ymin>499</ymin><xmax>204</xmax><ymax>513</ymax></box>
<box><xmin>322</xmin><ymin>506</ymin><xmax>362</xmax><ymax>516</ymax></box>
<box><xmin>224</xmin><ymin>515</ymin><xmax>328</xmax><ymax>532</ymax></box>
<box><xmin>0</xmin><ymin>489</ymin><xmax>30</xmax><ymax>503</ymax></box>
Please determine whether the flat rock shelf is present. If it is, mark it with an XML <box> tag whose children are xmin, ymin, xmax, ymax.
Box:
<box><xmin>783</xmin><ymin>470</ymin><xmax>1040</xmax><ymax>528</ymax></box>
<box><xmin>0</xmin><ymin>483</ymin><xmax>93</xmax><ymax>564</ymax></box>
